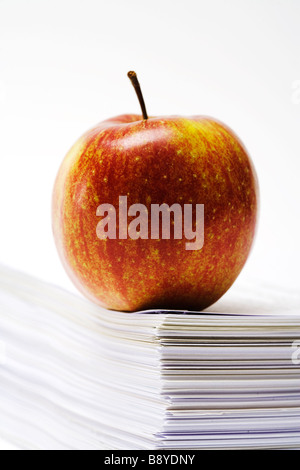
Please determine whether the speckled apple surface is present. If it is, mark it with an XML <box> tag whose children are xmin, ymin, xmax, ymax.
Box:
<box><xmin>52</xmin><ymin>114</ymin><xmax>258</xmax><ymax>312</ymax></box>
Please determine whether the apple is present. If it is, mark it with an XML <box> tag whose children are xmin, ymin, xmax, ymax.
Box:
<box><xmin>52</xmin><ymin>72</ymin><xmax>258</xmax><ymax>312</ymax></box>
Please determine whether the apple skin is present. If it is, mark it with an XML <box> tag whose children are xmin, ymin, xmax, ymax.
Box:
<box><xmin>52</xmin><ymin>114</ymin><xmax>258</xmax><ymax>312</ymax></box>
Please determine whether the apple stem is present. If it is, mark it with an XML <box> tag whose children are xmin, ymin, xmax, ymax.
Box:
<box><xmin>127</xmin><ymin>71</ymin><xmax>148</xmax><ymax>120</ymax></box>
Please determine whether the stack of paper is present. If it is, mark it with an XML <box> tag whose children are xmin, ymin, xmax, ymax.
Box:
<box><xmin>0</xmin><ymin>264</ymin><xmax>299</xmax><ymax>449</ymax></box>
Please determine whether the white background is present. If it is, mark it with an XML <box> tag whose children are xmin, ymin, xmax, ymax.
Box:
<box><xmin>0</xmin><ymin>0</ymin><xmax>300</xmax><ymax>295</ymax></box>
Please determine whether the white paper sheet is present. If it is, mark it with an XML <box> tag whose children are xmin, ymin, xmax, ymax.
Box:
<box><xmin>0</xmin><ymin>265</ymin><xmax>299</xmax><ymax>449</ymax></box>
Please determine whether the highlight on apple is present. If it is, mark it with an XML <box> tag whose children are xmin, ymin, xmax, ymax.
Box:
<box><xmin>96</xmin><ymin>196</ymin><xmax>204</xmax><ymax>251</ymax></box>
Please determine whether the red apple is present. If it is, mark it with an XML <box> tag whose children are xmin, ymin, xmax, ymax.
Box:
<box><xmin>52</xmin><ymin>72</ymin><xmax>258</xmax><ymax>312</ymax></box>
